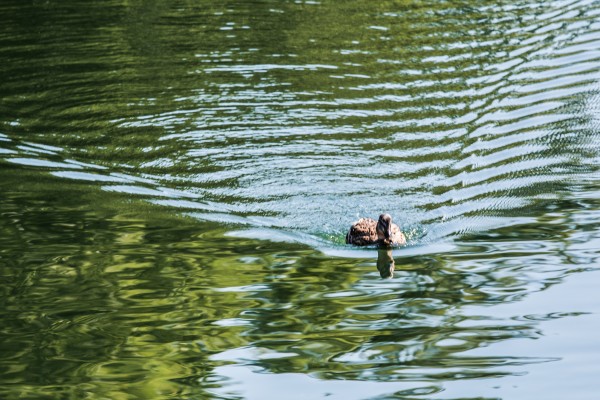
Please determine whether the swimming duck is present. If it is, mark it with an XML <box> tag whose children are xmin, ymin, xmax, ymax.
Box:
<box><xmin>346</xmin><ymin>213</ymin><xmax>406</xmax><ymax>246</ymax></box>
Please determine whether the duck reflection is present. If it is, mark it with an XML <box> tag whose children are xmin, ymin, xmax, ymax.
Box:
<box><xmin>376</xmin><ymin>248</ymin><xmax>395</xmax><ymax>278</ymax></box>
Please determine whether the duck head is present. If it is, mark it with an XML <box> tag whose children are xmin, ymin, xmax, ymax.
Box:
<box><xmin>376</xmin><ymin>213</ymin><xmax>393</xmax><ymax>243</ymax></box>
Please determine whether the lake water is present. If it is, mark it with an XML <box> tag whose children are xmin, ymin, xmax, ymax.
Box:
<box><xmin>1</xmin><ymin>0</ymin><xmax>600</xmax><ymax>399</ymax></box>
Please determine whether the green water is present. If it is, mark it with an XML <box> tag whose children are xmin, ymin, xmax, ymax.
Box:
<box><xmin>2</xmin><ymin>0</ymin><xmax>600</xmax><ymax>399</ymax></box>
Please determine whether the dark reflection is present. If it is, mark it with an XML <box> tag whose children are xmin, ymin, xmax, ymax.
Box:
<box><xmin>376</xmin><ymin>248</ymin><xmax>395</xmax><ymax>279</ymax></box>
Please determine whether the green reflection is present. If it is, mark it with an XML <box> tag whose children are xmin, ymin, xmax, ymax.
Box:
<box><xmin>0</xmin><ymin>165</ymin><xmax>567</xmax><ymax>399</ymax></box>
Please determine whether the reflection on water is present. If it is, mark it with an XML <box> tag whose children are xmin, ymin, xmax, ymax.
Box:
<box><xmin>1</xmin><ymin>0</ymin><xmax>600</xmax><ymax>399</ymax></box>
<box><xmin>2</xmin><ymin>173</ymin><xmax>598</xmax><ymax>399</ymax></box>
<box><xmin>377</xmin><ymin>249</ymin><xmax>396</xmax><ymax>279</ymax></box>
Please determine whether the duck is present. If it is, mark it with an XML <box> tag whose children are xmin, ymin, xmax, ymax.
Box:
<box><xmin>346</xmin><ymin>213</ymin><xmax>406</xmax><ymax>246</ymax></box>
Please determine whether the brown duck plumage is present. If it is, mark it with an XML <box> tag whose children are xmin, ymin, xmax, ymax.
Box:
<box><xmin>346</xmin><ymin>214</ymin><xmax>406</xmax><ymax>246</ymax></box>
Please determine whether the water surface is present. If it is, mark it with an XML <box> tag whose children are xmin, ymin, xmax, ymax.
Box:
<box><xmin>1</xmin><ymin>0</ymin><xmax>600</xmax><ymax>399</ymax></box>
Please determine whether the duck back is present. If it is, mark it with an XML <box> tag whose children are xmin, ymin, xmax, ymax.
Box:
<box><xmin>346</xmin><ymin>217</ymin><xmax>406</xmax><ymax>246</ymax></box>
<box><xmin>346</xmin><ymin>218</ymin><xmax>378</xmax><ymax>246</ymax></box>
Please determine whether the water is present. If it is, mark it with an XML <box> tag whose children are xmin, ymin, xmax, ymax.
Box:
<box><xmin>1</xmin><ymin>0</ymin><xmax>600</xmax><ymax>398</ymax></box>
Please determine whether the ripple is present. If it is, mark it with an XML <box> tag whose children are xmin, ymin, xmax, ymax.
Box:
<box><xmin>0</xmin><ymin>0</ymin><xmax>598</xmax><ymax>247</ymax></box>
<box><xmin>8</xmin><ymin>157</ymin><xmax>83</xmax><ymax>169</ymax></box>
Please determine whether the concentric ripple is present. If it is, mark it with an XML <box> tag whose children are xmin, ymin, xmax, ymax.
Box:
<box><xmin>3</xmin><ymin>0</ymin><xmax>599</xmax><ymax>249</ymax></box>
